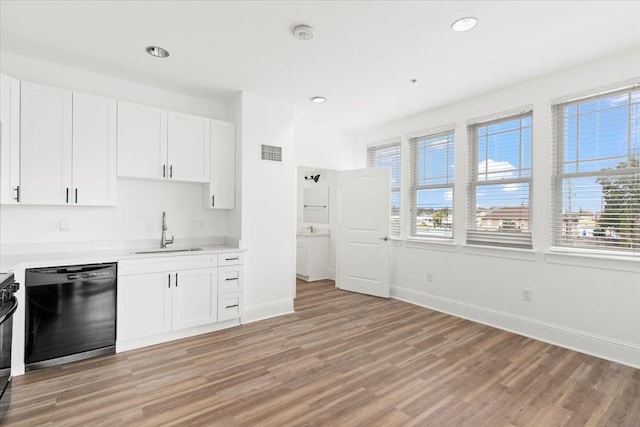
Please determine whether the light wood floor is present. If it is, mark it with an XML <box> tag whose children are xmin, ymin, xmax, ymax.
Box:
<box><xmin>4</xmin><ymin>279</ymin><xmax>639</xmax><ymax>426</ymax></box>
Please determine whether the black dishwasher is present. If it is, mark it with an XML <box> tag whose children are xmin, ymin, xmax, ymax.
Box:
<box><xmin>25</xmin><ymin>263</ymin><xmax>116</xmax><ymax>371</ymax></box>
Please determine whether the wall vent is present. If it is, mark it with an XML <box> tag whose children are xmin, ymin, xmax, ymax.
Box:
<box><xmin>260</xmin><ymin>144</ymin><xmax>283</xmax><ymax>162</ymax></box>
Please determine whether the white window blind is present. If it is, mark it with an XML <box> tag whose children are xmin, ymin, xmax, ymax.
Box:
<box><xmin>467</xmin><ymin>112</ymin><xmax>533</xmax><ymax>248</ymax></box>
<box><xmin>408</xmin><ymin>130</ymin><xmax>455</xmax><ymax>239</ymax></box>
<box><xmin>551</xmin><ymin>84</ymin><xmax>640</xmax><ymax>255</ymax></box>
<box><xmin>367</xmin><ymin>139</ymin><xmax>401</xmax><ymax>236</ymax></box>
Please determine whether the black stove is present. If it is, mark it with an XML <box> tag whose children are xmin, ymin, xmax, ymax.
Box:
<box><xmin>0</xmin><ymin>272</ymin><xmax>19</xmax><ymax>421</ymax></box>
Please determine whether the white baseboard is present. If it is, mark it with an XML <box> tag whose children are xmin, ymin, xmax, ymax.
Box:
<box><xmin>391</xmin><ymin>285</ymin><xmax>640</xmax><ymax>369</ymax></box>
<box><xmin>243</xmin><ymin>298</ymin><xmax>295</xmax><ymax>323</ymax></box>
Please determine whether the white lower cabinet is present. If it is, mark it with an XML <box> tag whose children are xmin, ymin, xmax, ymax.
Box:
<box><xmin>117</xmin><ymin>252</ymin><xmax>244</xmax><ymax>349</ymax></box>
<box><xmin>172</xmin><ymin>268</ymin><xmax>218</xmax><ymax>330</ymax></box>
<box><xmin>217</xmin><ymin>252</ymin><xmax>244</xmax><ymax>321</ymax></box>
<box><xmin>296</xmin><ymin>235</ymin><xmax>329</xmax><ymax>281</ymax></box>
<box><xmin>118</xmin><ymin>272</ymin><xmax>172</xmax><ymax>341</ymax></box>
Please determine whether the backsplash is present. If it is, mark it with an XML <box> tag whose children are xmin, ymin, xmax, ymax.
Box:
<box><xmin>0</xmin><ymin>178</ymin><xmax>227</xmax><ymax>246</ymax></box>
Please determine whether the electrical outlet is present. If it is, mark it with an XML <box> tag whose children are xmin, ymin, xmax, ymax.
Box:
<box><xmin>522</xmin><ymin>289</ymin><xmax>532</xmax><ymax>302</ymax></box>
<box><xmin>427</xmin><ymin>272</ymin><xmax>433</xmax><ymax>282</ymax></box>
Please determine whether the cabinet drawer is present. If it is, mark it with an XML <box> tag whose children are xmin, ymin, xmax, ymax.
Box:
<box><xmin>218</xmin><ymin>265</ymin><xmax>243</xmax><ymax>294</ymax></box>
<box><xmin>218</xmin><ymin>292</ymin><xmax>243</xmax><ymax>322</ymax></box>
<box><xmin>119</xmin><ymin>254</ymin><xmax>217</xmax><ymax>276</ymax></box>
<box><xmin>218</xmin><ymin>252</ymin><xmax>243</xmax><ymax>266</ymax></box>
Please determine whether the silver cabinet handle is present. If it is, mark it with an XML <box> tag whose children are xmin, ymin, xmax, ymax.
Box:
<box><xmin>225</xmin><ymin>257</ymin><xmax>239</xmax><ymax>261</ymax></box>
<box><xmin>211</xmin><ymin>195</ymin><xmax>215</xmax><ymax>207</ymax></box>
<box><xmin>167</xmin><ymin>273</ymin><xmax>171</xmax><ymax>288</ymax></box>
<box><xmin>75</xmin><ymin>188</ymin><xmax>78</xmax><ymax>204</ymax></box>
<box><xmin>225</xmin><ymin>304</ymin><xmax>239</xmax><ymax>309</ymax></box>
<box><xmin>175</xmin><ymin>272</ymin><xmax>178</xmax><ymax>287</ymax></box>
<box><xmin>14</xmin><ymin>186</ymin><xmax>20</xmax><ymax>202</ymax></box>
<box><xmin>163</xmin><ymin>164</ymin><xmax>166</xmax><ymax>178</ymax></box>
<box><xmin>169</xmin><ymin>165</ymin><xmax>173</xmax><ymax>178</ymax></box>
<box><xmin>379</xmin><ymin>236</ymin><xmax>389</xmax><ymax>241</ymax></box>
<box><xmin>225</xmin><ymin>277</ymin><xmax>238</xmax><ymax>281</ymax></box>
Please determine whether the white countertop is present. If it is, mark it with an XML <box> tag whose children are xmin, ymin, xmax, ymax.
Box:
<box><xmin>1</xmin><ymin>244</ymin><xmax>244</xmax><ymax>272</ymax></box>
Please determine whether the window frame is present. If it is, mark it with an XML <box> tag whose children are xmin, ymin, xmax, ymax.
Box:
<box><xmin>367</xmin><ymin>139</ymin><xmax>402</xmax><ymax>237</ymax></box>
<box><xmin>551</xmin><ymin>84</ymin><xmax>640</xmax><ymax>255</ymax></box>
<box><xmin>407</xmin><ymin>129</ymin><xmax>455</xmax><ymax>240</ymax></box>
<box><xmin>467</xmin><ymin>110</ymin><xmax>534</xmax><ymax>249</ymax></box>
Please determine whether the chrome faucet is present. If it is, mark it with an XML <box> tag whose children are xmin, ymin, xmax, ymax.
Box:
<box><xmin>161</xmin><ymin>211</ymin><xmax>174</xmax><ymax>248</ymax></box>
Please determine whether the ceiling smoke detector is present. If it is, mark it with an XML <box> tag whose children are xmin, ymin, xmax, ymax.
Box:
<box><xmin>311</xmin><ymin>96</ymin><xmax>326</xmax><ymax>104</ymax></box>
<box><xmin>451</xmin><ymin>17</ymin><xmax>478</xmax><ymax>32</ymax></box>
<box><xmin>292</xmin><ymin>25</ymin><xmax>315</xmax><ymax>41</ymax></box>
<box><xmin>146</xmin><ymin>46</ymin><xmax>170</xmax><ymax>58</ymax></box>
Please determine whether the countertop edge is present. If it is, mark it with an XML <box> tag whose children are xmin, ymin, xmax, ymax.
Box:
<box><xmin>1</xmin><ymin>246</ymin><xmax>247</xmax><ymax>272</ymax></box>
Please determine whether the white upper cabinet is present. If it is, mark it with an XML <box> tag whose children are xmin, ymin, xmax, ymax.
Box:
<box><xmin>0</xmin><ymin>74</ymin><xmax>21</xmax><ymax>205</ymax></box>
<box><xmin>72</xmin><ymin>92</ymin><xmax>117</xmax><ymax>206</ymax></box>
<box><xmin>20</xmin><ymin>82</ymin><xmax>73</xmax><ymax>205</ymax></box>
<box><xmin>168</xmin><ymin>112</ymin><xmax>210</xmax><ymax>183</ymax></box>
<box><xmin>117</xmin><ymin>101</ymin><xmax>168</xmax><ymax>179</ymax></box>
<box><xmin>205</xmin><ymin>119</ymin><xmax>235</xmax><ymax>209</ymax></box>
<box><xmin>118</xmin><ymin>103</ymin><xmax>211</xmax><ymax>183</ymax></box>
<box><xmin>20</xmin><ymin>82</ymin><xmax>117</xmax><ymax>206</ymax></box>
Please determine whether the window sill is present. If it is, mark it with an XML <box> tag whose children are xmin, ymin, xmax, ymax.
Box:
<box><xmin>461</xmin><ymin>244</ymin><xmax>538</xmax><ymax>262</ymax></box>
<box><xmin>545</xmin><ymin>249</ymin><xmax>640</xmax><ymax>273</ymax></box>
<box><xmin>404</xmin><ymin>238</ymin><xmax>459</xmax><ymax>253</ymax></box>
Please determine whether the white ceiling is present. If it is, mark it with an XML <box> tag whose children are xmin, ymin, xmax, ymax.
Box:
<box><xmin>1</xmin><ymin>1</ymin><xmax>639</xmax><ymax>133</ymax></box>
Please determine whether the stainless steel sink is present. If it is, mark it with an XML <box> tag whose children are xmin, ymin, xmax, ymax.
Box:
<box><xmin>131</xmin><ymin>248</ymin><xmax>203</xmax><ymax>255</ymax></box>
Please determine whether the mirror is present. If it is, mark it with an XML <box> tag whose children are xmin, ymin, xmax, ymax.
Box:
<box><xmin>303</xmin><ymin>186</ymin><xmax>329</xmax><ymax>224</ymax></box>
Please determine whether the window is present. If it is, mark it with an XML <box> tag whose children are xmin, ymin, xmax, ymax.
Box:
<box><xmin>367</xmin><ymin>139</ymin><xmax>401</xmax><ymax>236</ymax></box>
<box><xmin>408</xmin><ymin>130</ymin><xmax>455</xmax><ymax>239</ymax></box>
<box><xmin>467</xmin><ymin>111</ymin><xmax>533</xmax><ymax>248</ymax></box>
<box><xmin>552</xmin><ymin>85</ymin><xmax>640</xmax><ymax>254</ymax></box>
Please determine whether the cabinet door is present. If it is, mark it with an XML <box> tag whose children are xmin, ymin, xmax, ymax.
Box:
<box><xmin>296</xmin><ymin>237</ymin><xmax>307</xmax><ymax>275</ymax></box>
<box><xmin>117</xmin><ymin>101</ymin><xmax>168</xmax><ymax>179</ymax></box>
<box><xmin>72</xmin><ymin>92</ymin><xmax>117</xmax><ymax>206</ymax></box>
<box><xmin>171</xmin><ymin>268</ymin><xmax>218</xmax><ymax>331</ymax></box>
<box><xmin>20</xmin><ymin>82</ymin><xmax>72</xmax><ymax>205</ymax></box>
<box><xmin>168</xmin><ymin>112</ymin><xmax>210</xmax><ymax>183</ymax></box>
<box><xmin>206</xmin><ymin>119</ymin><xmax>235</xmax><ymax>209</ymax></box>
<box><xmin>0</xmin><ymin>74</ymin><xmax>20</xmax><ymax>204</ymax></box>
<box><xmin>117</xmin><ymin>272</ymin><xmax>172</xmax><ymax>341</ymax></box>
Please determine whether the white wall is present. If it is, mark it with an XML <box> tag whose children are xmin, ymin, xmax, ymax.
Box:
<box><xmin>235</xmin><ymin>92</ymin><xmax>296</xmax><ymax>322</ymax></box>
<box><xmin>357</xmin><ymin>48</ymin><xmax>640</xmax><ymax>368</ymax></box>
<box><xmin>0</xmin><ymin>52</ymin><xmax>230</xmax><ymax>250</ymax></box>
<box><xmin>294</xmin><ymin>116</ymin><xmax>361</xmax><ymax>170</ymax></box>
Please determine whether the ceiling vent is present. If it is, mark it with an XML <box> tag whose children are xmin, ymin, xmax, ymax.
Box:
<box><xmin>261</xmin><ymin>144</ymin><xmax>283</xmax><ymax>162</ymax></box>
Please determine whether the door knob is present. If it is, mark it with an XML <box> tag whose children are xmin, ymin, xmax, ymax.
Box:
<box><xmin>379</xmin><ymin>236</ymin><xmax>389</xmax><ymax>241</ymax></box>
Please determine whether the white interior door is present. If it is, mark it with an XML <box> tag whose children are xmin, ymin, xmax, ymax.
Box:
<box><xmin>337</xmin><ymin>168</ymin><xmax>390</xmax><ymax>298</ymax></box>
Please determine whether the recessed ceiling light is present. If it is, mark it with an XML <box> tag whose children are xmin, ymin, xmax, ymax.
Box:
<box><xmin>311</xmin><ymin>96</ymin><xmax>326</xmax><ymax>104</ymax></box>
<box><xmin>146</xmin><ymin>46</ymin><xmax>170</xmax><ymax>58</ymax></box>
<box><xmin>292</xmin><ymin>25</ymin><xmax>315</xmax><ymax>41</ymax></box>
<box><xmin>451</xmin><ymin>17</ymin><xmax>478</xmax><ymax>32</ymax></box>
